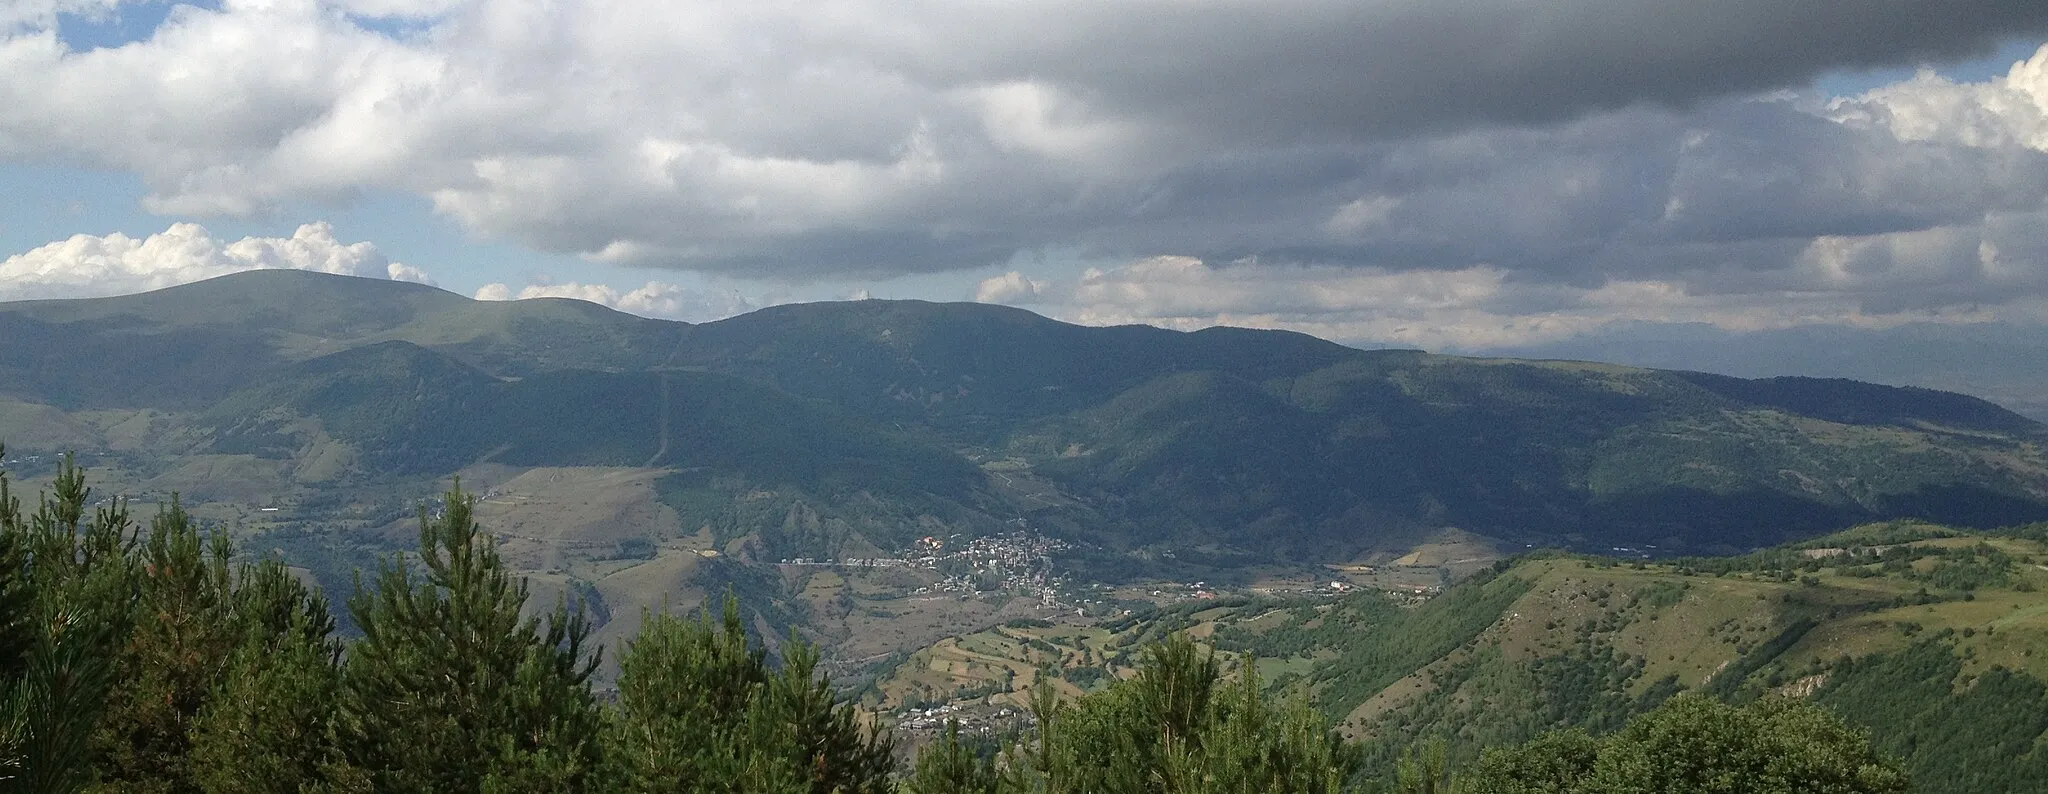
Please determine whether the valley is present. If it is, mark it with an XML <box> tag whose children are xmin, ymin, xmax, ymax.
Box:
<box><xmin>9</xmin><ymin>271</ymin><xmax>2048</xmax><ymax>789</ymax></box>
<box><xmin>15</xmin><ymin>9</ymin><xmax>2048</xmax><ymax>789</ymax></box>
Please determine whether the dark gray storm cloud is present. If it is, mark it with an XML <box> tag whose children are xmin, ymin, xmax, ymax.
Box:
<box><xmin>1043</xmin><ymin>98</ymin><xmax>2048</xmax><ymax>287</ymax></box>
<box><xmin>918</xmin><ymin>0</ymin><xmax>2048</xmax><ymax>142</ymax></box>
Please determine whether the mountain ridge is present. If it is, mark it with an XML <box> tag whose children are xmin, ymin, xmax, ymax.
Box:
<box><xmin>3</xmin><ymin>270</ymin><xmax>2048</xmax><ymax>564</ymax></box>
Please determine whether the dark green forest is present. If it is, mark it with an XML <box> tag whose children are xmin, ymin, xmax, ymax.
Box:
<box><xmin>0</xmin><ymin>448</ymin><xmax>1915</xmax><ymax>792</ymax></box>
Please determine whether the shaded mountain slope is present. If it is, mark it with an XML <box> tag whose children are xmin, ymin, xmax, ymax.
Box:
<box><xmin>674</xmin><ymin>299</ymin><xmax>1358</xmax><ymax>432</ymax></box>
<box><xmin>4</xmin><ymin>271</ymin><xmax>2048</xmax><ymax>558</ymax></box>
<box><xmin>1017</xmin><ymin>354</ymin><xmax>2048</xmax><ymax>553</ymax></box>
<box><xmin>204</xmin><ymin>340</ymin><xmax>501</xmax><ymax>474</ymax></box>
<box><xmin>202</xmin><ymin>341</ymin><xmax>984</xmax><ymax>503</ymax></box>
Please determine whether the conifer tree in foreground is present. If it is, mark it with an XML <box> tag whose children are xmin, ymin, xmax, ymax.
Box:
<box><xmin>0</xmin><ymin>444</ymin><xmax>27</xmax><ymax>786</ymax></box>
<box><xmin>93</xmin><ymin>497</ymin><xmax>243</xmax><ymax>788</ymax></box>
<box><xmin>339</xmin><ymin>481</ymin><xmax>603</xmax><ymax>792</ymax></box>
<box><xmin>0</xmin><ymin>451</ymin><xmax>137</xmax><ymax>794</ymax></box>
<box><xmin>905</xmin><ymin>721</ymin><xmax>999</xmax><ymax>794</ymax></box>
<box><xmin>186</xmin><ymin>560</ymin><xmax>358</xmax><ymax>793</ymax></box>
<box><xmin>1000</xmin><ymin>634</ymin><xmax>1360</xmax><ymax>794</ymax></box>
<box><xmin>608</xmin><ymin>598</ymin><xmax>897</xmax><ymax>793</ymax></box>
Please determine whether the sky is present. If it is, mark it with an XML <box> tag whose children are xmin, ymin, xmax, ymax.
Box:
<box><xmin>6</xmin><ymin>1</ymin><xmax>2048</xmax><ymax>360</ymax></box>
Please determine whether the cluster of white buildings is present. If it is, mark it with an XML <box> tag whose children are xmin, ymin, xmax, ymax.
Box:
<box><xmin>895</xmin><ymin>702</ymin><xmax>1027</xmax><ymax>735</ymax></box>
<box><xmin>911</xmin><ymin>532</ymin><xmax>1073</xmax><ymax>606</ymax></box>
<box><xmin>778</xmin><ymin>556</ymin><xmax>914</xmax><ymax>568</ymax></box>
<box><xmin>776</xmin><ymin>529</ymin><xmax>1078</xmax><ymax>607</ymax></box>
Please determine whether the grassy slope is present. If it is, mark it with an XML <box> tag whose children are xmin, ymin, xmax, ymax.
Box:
<box><xmin>1300</xmin><ymin>527</ymin><xmax>2048</xmax><ymax>789</ymax></box>
<box><xmin>868</xmin><ymin>523</ymin><xmax>2048</xmax><ymax>790</ymax></box>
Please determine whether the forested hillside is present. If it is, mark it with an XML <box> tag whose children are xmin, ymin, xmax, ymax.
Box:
<box><xmin>5</xmin><ymin>270</ymin><xmax>2048</xmax><ymax>566</ymax></box>
<box><xmin>0</xmin><ymin>456</ymin><xmax>1920</xmax><ymax>792</ymax></box>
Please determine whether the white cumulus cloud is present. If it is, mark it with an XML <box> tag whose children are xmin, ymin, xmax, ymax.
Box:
<box><xmin>0</xmin><ymin>221</ymin><xmax>432</xmax><ymax>301</ymax></box>
<box><xmin>472</xmin><ymin>280</ymin><xmax>752</xmax><ymax>323</ymax></box>
<box><xmin>973</xmin><ymin>271</ymin><xmax>1047</xmax><ymax>304</ymax></box>
<box><xmin>1827</xmin><ymin>54</ymin><xmax>2048</xmax><ymax>150</ymax></box>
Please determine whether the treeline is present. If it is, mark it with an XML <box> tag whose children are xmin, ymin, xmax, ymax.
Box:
<box><xmin>0</xmin><ymin>450</ymin><xmax>1909</xmax><ymax>792</ymax></box>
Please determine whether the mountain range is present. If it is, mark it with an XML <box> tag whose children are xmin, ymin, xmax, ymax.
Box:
<box><xmin>4</xmin><ymin>269</ymin><xmax>2048</xmax><ymax>568</ymax></box>
<box><xmin>1471</xmin><ymin>321</ymin><xmax>2048</xmax><ymax>424</ymax></box>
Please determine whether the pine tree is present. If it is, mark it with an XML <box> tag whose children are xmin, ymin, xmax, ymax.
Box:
<box><xmin>0</xmin><ymin>444</ymin><xmax>30</xmax><ymax>682</ymax></box>
<box><xmin>187</xmin><ymin>561</ymin><xmax>358</xmax><ymax>794</ymax></box>
<box><xmin>754</xmin><ymin>638</ymin><xmax>896</xmax><ymax>793</ymax></box>
<box><xmin>1203</xmin><ymin>662</ymin><xmax>1357</xmax><ymax>794</ymax></box>
<box><xmin>1393</xmin><ymin>738</ymin><xmax>1453</xmax><ymax>794</ymax></box>
<box><xmin>1134</xmin><ymin>636</ymin><xmax>1218</xmax><ymax>762</ymax></box>
<box><xmin>905</xmin><ymin>721</ymin><xmax>998</xmax><ymax>794</ymax></box>
<box><xmin>338</xmin><ymin>481</ymin><xmax>603</xmax><ymax>792</ymax></box>
<box><xmin>610</xmin><ymin>599</ymin><xmax>766</xmax><ymax>790</ymax></box>
<box><xmin>993</xmin><ymin>634</ymin><xmax>1359</xmax><ymax>794</ymax></box>
<box><xmin>1</xmin><ymin>454</ymin><xmax>140</xmax><ymax>793</ymax></box>
<box><xmin>94</xmin><ymin>498</ymin><xmax>242</xmax><ymax>790</ymax></box>
<box><xmin>608</xmin><ymin>598</ymin><xmax>896</xmax><ymax>793</ymax></box>
<box><xmin>0</xmin><ymin>443</ymin><xmax>29</xmax><ymax>785</ymax></box>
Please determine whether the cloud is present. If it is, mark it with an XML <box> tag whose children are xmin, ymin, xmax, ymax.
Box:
<box><xmin>473</xmin><ymin>280</ymin><xmax>752</xmax><ymax>323</ymax></box>
<box><xmin>949</xmin><ymin>43</ymin><xmax>2048</xmax><ymax>348</ymax></box>
<box><xmin>0</xmin><ymin>221</ymin><xmax>431</xmax><ymax>301</ymax></box>
<box><xmin>989</xmin><ymin>253</ymin><xmax>2038</xmax><ymax>351</ymax></box>
<box><xmin>973</xmin><ymin>271</ymin><xmax>1046</xmax><ymax>304</ymax></box>
<box><xmin>6</xmin><ymin>1</ymin><xmax>2048</xmax><ymax>285</ymax></box>
<box><xmin>1826</xmin><ymin>55</ymin><xmax>2048</xmax><ymax>149</ymax></box>
<box><xmin>14</xmin><ymin>2</ymin><xmax>2048</xmax><ymax>356</ymax></box>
